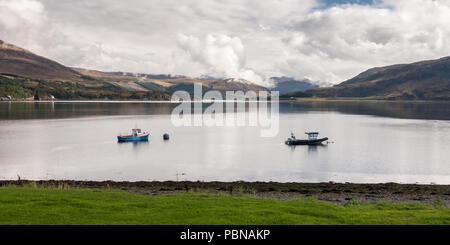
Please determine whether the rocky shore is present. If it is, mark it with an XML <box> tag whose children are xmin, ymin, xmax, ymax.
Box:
<box><xmin>1</xmin><ymin>180</ymin><xmax>449</xmax><ymax>206</ymax></box>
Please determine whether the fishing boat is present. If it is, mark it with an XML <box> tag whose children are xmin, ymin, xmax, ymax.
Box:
<box><xmin>117</xmin><ymin>128</ymin><xmax>149</xmax><ymax>142</ymax></box>
<box><xmin>285</xmin><ymin>132</ymin><xmax>328</xmax><ymax>145</ymax></box>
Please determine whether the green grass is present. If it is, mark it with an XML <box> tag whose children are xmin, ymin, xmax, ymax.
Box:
<box><xmin>0</xmin><ymin>187</ymin><xmax>448</xmax><ymax>225</ymax></box>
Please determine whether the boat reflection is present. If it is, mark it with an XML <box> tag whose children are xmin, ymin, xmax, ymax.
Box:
<box><xmin>117</xmin><ymin>140</ymin><xmax>149</xmax><ymax>151</ymax></box>
<box><xmin>288</xmin><ymin>143</ymin><xmax>328</xmax><ymax>153</ymax></box>
<box><xmin>307</xmin><ymin>144</ymin><xmax>328</xmax><ymax>153</ymax></box>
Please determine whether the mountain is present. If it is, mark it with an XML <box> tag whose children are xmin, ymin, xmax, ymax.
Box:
<box><xmin>75</xmin><ymin>69</ymin><xmax>268</xmax><ymax>97</ymax></box>
<box><xmin>286</xmin><ymin>57</ymin><xmax>450</xmax><ymax>100</ymax></box>
<box><xmin>0</xmin><ymin>40</ymin><xmax>81</xmax><ymax>80</ymax></box>
<box><xmin>0</xmin><ymin>40</ymin><xmax>267</xmax><ymax>100</ymax></box>
<box><xmin>208</xmin><ymin>78</ymin><xmax>267</xmax><ymax>94</ymax></box>
<box><xmin>269</xmin><ymin>77</ymin><xmax>319</xmax><ymax>94</ymax></box>
<box><xmin>0</xmin><ymin>40</ymin><xmax>170</xmax><ymax>100</ymax></box>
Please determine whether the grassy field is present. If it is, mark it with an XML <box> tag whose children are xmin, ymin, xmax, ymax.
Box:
<box><xmin>0</xmin><ymin>186</ymin><xmax>448</xmax><ymax>225</ymax></box>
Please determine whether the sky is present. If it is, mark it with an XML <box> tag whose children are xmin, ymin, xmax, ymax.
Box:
<box><xmin>1</xmin><ymin>0</ymin><xmax>450</xmax><ymax>86</ymax></box>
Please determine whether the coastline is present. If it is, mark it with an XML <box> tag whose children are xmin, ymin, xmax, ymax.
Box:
<box><xmin>2</xmin><ymin>180</ymin><xmax>449</xmax><ymax>206</ymax></box>
<box><xmin>280</xmin><ymin>97</ymin><xmax>450</xmax><ymax>102</ymax></box>
<box><xmin>1</xmin><ymin>98</ymin><xmax>449</xmax><ymax>102</ymax></box>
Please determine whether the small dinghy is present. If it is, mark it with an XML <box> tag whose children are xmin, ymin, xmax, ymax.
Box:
<box><xmin>117</xmin><ymin>128</ymin><xmax>149</xmax><ymax>142</ymax></box>
<box><xmin>285</xmin><ymin>132</ymin><xmax>328</xmax><ymax>145</ymax></box>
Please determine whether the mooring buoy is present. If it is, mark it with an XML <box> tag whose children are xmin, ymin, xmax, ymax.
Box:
<box><xmin>163</xmin><ymin>133</ymin><xmax>169</xmax><ymax>140</ymax></box>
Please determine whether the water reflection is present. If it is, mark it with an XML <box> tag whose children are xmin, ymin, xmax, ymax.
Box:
<box><xmin>117</xmin><ymin>140</ymin><xmax>150</xmax><ymax>150</ymax></box>
<box><xmin>0</xmin><ymin>101</ymin><xmax>449</xmax><ymax>120</ymax></box>
<box><xmin>0</xmin><ymin>102</ymin><xmax>176</xmax><ymax>120</ymax></box>
<box><xmin>287</xmin><ymin>144</ymin><xmax>328</xmax><ymax>154</ymax></box>
<box><xmin>307</xmin><ymin>144</ymin><xmax>328</xmax><ymax>153</ymax></box>
<box><xmin>280</xmin><ymin>101</ymin><xmax>450</xmax><ymax>120</ymax></box>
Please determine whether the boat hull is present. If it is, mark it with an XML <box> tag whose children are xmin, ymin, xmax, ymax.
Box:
<box><xmin>117</xmin><ymin>134</ymin><xmax>149</xmax><ymax>142</ymax></box>
<box><xmin>285</xmin><ymin>137</ymin><xmax>328</xmax><ymax>145</ymax></box>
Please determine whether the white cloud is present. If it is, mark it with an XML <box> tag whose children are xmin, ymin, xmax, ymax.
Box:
<box><xmin>0</xmin><ymin>0</ymin><xmax>54</xmax><ymax>54</ymax></box>
<box><xmin>1</xmin><ymin>0</ymin><xmax>450</xmax><ymax>86</ymax></box>
<box><xmin>281</xmin><ymin>0</ymin><xmax>450</xmax><ymax>82</ymax></box>
<box><xmin>177</xmin><ymin>33</ymin><xmax>267</xmax><ymax>85</ymax></box>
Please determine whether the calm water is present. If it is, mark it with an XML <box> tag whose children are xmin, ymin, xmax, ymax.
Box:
<box><xmin>0</xmin><ymin>101</ymin><xmax>449</xmax><ymax>184</ymax></box>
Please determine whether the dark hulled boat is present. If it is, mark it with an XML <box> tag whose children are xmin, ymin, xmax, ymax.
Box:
<box><xmin>285</xmin><ymin>132</ymin><xmax>328</xmax><ymax>145</ymax></box>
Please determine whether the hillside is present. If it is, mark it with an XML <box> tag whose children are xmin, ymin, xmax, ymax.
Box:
<box><xmin>0</xmin><ymin>74</ymin><xmax>170</xmax><ymax>100</ymax></box>
<box><xmin>296</xmin><ymin>57</ymin><xmax>450</xmax><ymax>100</ymax></box>
<box><xmin>75</xmin><ymin>69</ymin><xmax>268</xmax><ymax>97</ymax></box>
<box><xmin>0</xmin><ymin>40</ymin><xmax>81</xmax><ymax>81</ymax></box>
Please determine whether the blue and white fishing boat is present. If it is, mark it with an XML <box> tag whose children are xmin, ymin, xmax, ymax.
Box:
<box><xmin>117</xmin><ymin>128</ymin><xmax>149</xmax><ymax>142</ymax></box>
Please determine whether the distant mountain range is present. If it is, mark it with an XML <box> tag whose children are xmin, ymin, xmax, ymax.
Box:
<box><xmin>285</xmin><ymin>57</ymin><xmax>450</xmax><ymax>100</ymax></box>
<box><xmin>269</xmin><ymin>77</ymin><xmax>319</xmax><ymax>94</ymax></box>
<box><xmin>1</xmin><ymin>40</ymin><xmax>449</xmax><ymax>100</ymax></box>
<box><xmin>73</xmin><ymin>69</ymin><xmax>267</xmax><ymax>96</ymax></box>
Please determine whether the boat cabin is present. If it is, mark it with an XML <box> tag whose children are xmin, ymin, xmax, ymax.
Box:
<box><xmin>132</xmin><ymin>128</ymin><xmax>142</xmax><ymax>136</ymax></box>
<box><xmin>305</xmin><ymin>132</ymin><xmax>319</xmax><ymax>140</ymax></box>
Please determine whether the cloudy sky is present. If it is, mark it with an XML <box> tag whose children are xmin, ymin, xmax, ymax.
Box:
<box><xmin>1</xmin><ymin>0</ymin><xmax>450</xmax><ymax>86</ymax></box>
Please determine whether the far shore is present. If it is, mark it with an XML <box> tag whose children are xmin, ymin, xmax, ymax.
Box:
<box><xmin>280</xmin><ymin>97</ymin><xmax>450</xmax><ymax>102</ymax></box>
<box><xmin>1</xmin><ymin>98</ymin><xmax>449</xmax><ymax>103</ymax></box>
<box><xmin>2</xmin><ymin>180</ymin><xmax>449</xmax><ymax>206</ymax></box>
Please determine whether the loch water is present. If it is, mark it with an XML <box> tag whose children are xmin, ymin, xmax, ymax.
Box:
<box><xmin>0</xmin><ymin>101</ymin><xmax>449</xmax><ymax>184</ymax></box>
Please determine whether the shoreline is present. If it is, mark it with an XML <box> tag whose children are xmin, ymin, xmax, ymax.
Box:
<box><xmin>2</xmin><ymin>180</ymin><xmax>449</xmax><ymax>206</ymax></box>
<box><xmin>2</xmin><ymin>98</ymin><xmax>450</xmax><ymax>103</ymax></box>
